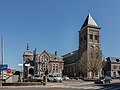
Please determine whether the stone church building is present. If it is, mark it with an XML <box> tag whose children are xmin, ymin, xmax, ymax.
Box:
<box><xmin>63</xmin><ymin>13</ymin><xmax>102</xmax><ymax>79</ymax></box>
<box><xmin>23</xmin><ymin>44</ymin><xmax>64</xmax><ymax>79</ymax></box>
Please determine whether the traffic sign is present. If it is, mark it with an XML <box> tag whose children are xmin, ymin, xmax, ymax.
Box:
<box><xmin>0</xmin><ymin>64</ymin><xmax>8</xmax><ymax>70</ymax></box>
<box><xmin>7</xmin><ymin>68</ymin><xmax>11</xmax><ymax>73</ymax></box>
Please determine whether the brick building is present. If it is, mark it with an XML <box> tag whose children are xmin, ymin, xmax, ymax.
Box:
<box><xmin>23</xmin><ymin>43</ymin><xmax>64</xmax><ymax>79</ymax></box>
<box><xmin>37</xmin><ymin>50</ymin><xmax>64</xmax><ymax>76</ymax></box>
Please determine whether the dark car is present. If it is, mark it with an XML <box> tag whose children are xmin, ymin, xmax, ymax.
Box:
<box><xmin>94</xmin><ymin>79</ymin><xmax>103</xmax><ymax>84</ymax></box>
<box><xmin>103</xmin><ymin>76</ymin><xmax>112</xmax><ymax>83</ymax></box>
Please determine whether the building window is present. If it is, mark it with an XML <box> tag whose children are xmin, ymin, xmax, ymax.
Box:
<box><xmin>66</xmin><ymin>67</ymin><xmax>68</xmax><ymax>73</ymax></box>
<box><xmin>52</xmin><ymin>64</ymin><xmax>55</xmax><ymax>73</ymax></box>
<box><xmin>80</xmin><ymin>37</ymin><xmax>83</xmax><ymax>42</ymax></box>
<box><xmin>52</xmin><ymin>63</ymin><xmax>59</xmax><ymax>74</ymax></box>
<box><xmin>95</xmin><ymin>35</ymin><xmax>99</xmax><ymax>43</ymax></box>
<box><xmin>56</xmin><ymin>64</ymin><xmax>59</xmax><ymax>73</ymax></box>
<box><xmin>113</xmin><ymin>72</ymin><xmax>116</xmax><ymax>77</ymax></box>
<box><xmin>113</xmin><ymin>65</ymin><xmax>117</xmax><ymax>69</ymax></box>
<box><xmin>89</xmin><ymin>34</ymin><xmax>93</xmax><ymax>40</ymax></box>
<box><xmin>41</xmin><ymin>62</ymin><xmax>47</xmax><ymax>72</ymax></box>
<box><xmin>84</xmin><ymin>35</ymin><xmax>86</xmax><ymax>40</ymax></box>
<box><xmin>95</xmin><ymin>35</ymin><xmax>98</xmax><ymax>40</ymax></box>
<box><xmin>70</xmin><ymin>67</ymin><xmax>71</xmax><ymax>72</ymax></box>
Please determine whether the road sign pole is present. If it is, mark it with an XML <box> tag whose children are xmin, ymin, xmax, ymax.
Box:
<box><xmin>45</xmin><ymin>75</ymin><xmax>47</xmax><ymax>85</ymax></box>
<box><xmin>1</xmin><ymin>35</ymin><xmax>4</xmax><ymax>83</ymax></box>
<box><xmin>0</xmin><ymin>71</ymin><xmax>2</xmax><ymax>86</ymax></box>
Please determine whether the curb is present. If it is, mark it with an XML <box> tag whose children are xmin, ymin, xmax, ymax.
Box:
<box><xmin>0</xmin><ymin>82</ymin><xmax>95</xmax><ymax>88</ymax></box>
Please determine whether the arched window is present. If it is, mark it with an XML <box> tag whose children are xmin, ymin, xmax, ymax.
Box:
<box><xmin>40</xmin><ymin>54</ymin><xmax>49</xmax><ymax>62</ymax></box>
<box><xmin>39</xmin><ymin>54</ymin><xmax>49</xmax><ymax>72</ymax></box>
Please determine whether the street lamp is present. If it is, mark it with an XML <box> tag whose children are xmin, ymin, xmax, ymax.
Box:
<box><xmin>93</xmin><ymin>44</ymin><xmax>96</xmax><ymax>47</ymax></box>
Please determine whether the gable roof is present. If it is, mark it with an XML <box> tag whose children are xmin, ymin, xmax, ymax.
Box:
<box><xmin>48</xmin><ymin>53</ymin><xmax>63</xmax><ymax>62</ymax></box>
<box><xmin>81</xmin><ymin>13</ymin><xmax>99</xmax><ymax>29</ymax></box>
<box><xmin>40</xmin><ymin>50</ymin><xmax>63</xmax><ymax>62</ymax></box>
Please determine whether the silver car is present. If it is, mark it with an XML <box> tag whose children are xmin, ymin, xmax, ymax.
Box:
<box><xmin>47</xmin><ymin>75</ymin><xmax>62</xmax><ymax>82</ymax></box>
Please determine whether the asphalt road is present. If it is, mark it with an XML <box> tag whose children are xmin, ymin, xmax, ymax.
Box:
<box><xmin>96</xmin><ymin>82</ymin><xmax>120</xmax><ymax>90</ymax></box>
<box><xmin>0</xmin><ymin>83</ymin><xmax>120</xmax><ymax>90</ymax></box>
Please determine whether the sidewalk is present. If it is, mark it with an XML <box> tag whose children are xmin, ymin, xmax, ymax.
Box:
<box><xmin>111</xmin><ymin>79</ymin><xmax>120</xmax><ymax>83</ymax></box>
<box><xmin>46</xmin><ymin>81</ymin><xmax>94</xmax><ymax>88</ymax></box>
<box><xmin>0</xmin><ymin>81</ymin><xmax>94</xmax><ymax>88</ymax></box>
<box><xmin>0</xmin><ymin>79</ymin><xmax>120</xmax><ymax>88</ymax></box>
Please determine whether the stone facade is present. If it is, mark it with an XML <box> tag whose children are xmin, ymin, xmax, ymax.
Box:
<box><xmin>103</xmin><ymin>57</ymin><xmax>120</xmax><ymax>78</ymax></box>
<box><xmin>63</xmin><ymin>50</ymin><xmax>79</xmax><ymax>77</ymax></box>
<box><xmin>63</xmin><ymin>13</ymin><xmax>102</xmax><ymax>78</ymax></box>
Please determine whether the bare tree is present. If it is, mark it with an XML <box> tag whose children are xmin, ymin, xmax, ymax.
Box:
<box><xmin>79</xmin><ymin>48</ymin><xmax>102</xmax><ymax>79</ymax></box>
<box><xmin>79</xmin><ymin>51</ymin><xmax>87</xmax><ymax>78</ymax></box>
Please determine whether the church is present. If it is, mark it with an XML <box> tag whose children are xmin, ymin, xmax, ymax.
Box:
<box><xmin>63</xmin><ymin>13</ymin><xmax>102</xmax><ymax>79</ymax></box>
<box><xmin>23</xmin><ymin>43</ymin><xmax>64</xmax><ymax>79</ymax></box>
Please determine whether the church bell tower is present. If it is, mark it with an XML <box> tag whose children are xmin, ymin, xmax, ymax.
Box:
<box><xmin>79</xmin><ymin>13</ymin><xmax>102</xmax><ymax>78</ymax></box>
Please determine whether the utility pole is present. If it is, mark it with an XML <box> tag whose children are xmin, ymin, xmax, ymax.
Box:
<box><xmin>1</xmin><ymin>34</ymin><xmax>4</xmax><ymax>65</ymax></box>
<box><xmin>0</xmin><ymin>34</ymin><xmax>4</xmax><ymax>86</ymax></box>
<box><xmin>1</xmin><ymin>35</ymin><xmax>4</xmax><ymax>81</ymax></box>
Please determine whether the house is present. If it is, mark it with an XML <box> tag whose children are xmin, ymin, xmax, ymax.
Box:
<box><xmin>103</xmin><ymin>57</ymin><xmax>120</xmax><ymax>78</ymax></box>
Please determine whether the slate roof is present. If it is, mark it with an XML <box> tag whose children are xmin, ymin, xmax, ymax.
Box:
<box><xmin>81</xmin><ymin>13</ymin><xmax>99</xmax><ymax>29</ymax></box>
<box><xmin>107</xmin><ymin>57</ymin><xmax>120</xmax><ymax>62</ymax></box>
<box><xmin>62</xmin><ymin>50</ymin><xmax>78</xmax><ymax>58</ymax></box>
<box><xmin>48</xmin><ymin>53</ymin><xmax>63</xmax><ymax>62</ymax></box>
<box><xmin>23</xmin><ymin>43</ymin><xmax>33</xmax><ymax>56</ymax></box>
<box><xmin>23</xmin><ymin>50</ymin><xmax>33</xmax><ymax>56</ymax></box>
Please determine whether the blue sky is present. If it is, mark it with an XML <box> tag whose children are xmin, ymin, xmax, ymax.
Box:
<box><xmin>0</xmin><ymin>0</ymin><xmax>120</xmax><ymax>70</ymax></box>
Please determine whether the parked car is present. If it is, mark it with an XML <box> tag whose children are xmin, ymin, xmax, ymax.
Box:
<box><xmin>47</xmin><ymin>75</ymin><xmax>62</xmax><ymax>82</ymax></box>
<box><xmin>103</xmin><ymin>76</ymin><xmax>112</xmax><ymax>83</ymax></box>
<box><xmin>63</xmin><ymin>76</ymin><xmax>70</xmax><ymax>81</ymax></box>
<box><xmin>94</xmin><ymin>79</ymin><xmax>103</xmax><ymax>84</ymax></box>
<box><xmin>31</xmin><ymin>74</ymin><xmax>43</xmax><ymax>82</ymax></box>
<box><xmin>111</xmin><ymin>76</ymin><xmax>120</xmax><ymax>79</ymax></box>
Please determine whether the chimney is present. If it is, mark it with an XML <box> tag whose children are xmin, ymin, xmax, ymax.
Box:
<box><xmin>55</xmin><ymin>51</ymin><xmax>57</xmax><ymax>56</ymax></box>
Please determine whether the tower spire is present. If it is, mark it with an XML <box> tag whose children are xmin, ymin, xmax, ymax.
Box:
<box><xmin>27</xmin><ymin>42</ymin><xmax>29</xmax><ymax>50</ymax></box>
<box><xmin>81</xmin><ymin>13</ymin><xmax>99</xmax><ymax>29</ymax></box>
<box><xmin>34</xmin><ymin>48</ymin><xmax>37</xmax><ymax>55</ymax></box>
